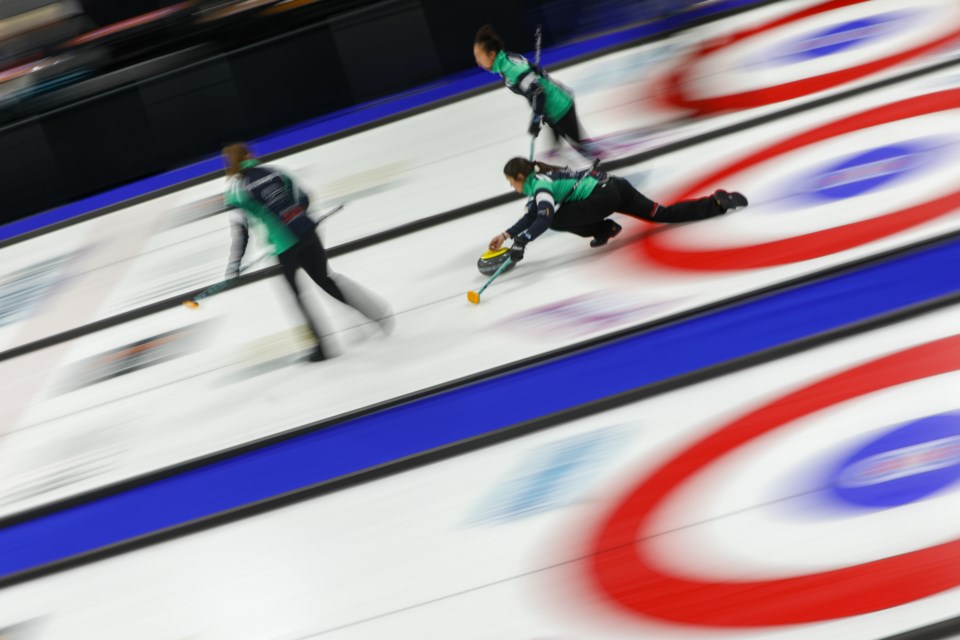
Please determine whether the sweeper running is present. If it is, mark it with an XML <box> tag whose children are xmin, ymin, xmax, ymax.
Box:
<box><xmin>487</xmin><ymin>158</ymin><xmax>748</xmax><ymax>263</ymax></box>
<box><xmin>474</xmin><ymin>25</ymin><xmax>594</xmax><ymax>160</ymax></box>
<box><xmin>221</xmin><ymin>142</ymin><xmax>392</xmax><ymax>362</ymax></box>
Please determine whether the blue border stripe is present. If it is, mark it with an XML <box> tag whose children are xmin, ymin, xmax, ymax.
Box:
<box><xmin>2</xmin><ymin>237</ymin><xmax>960</xmax><ymax>577</ymax></box>
<box><xmin>0</xmin><ymin>0</ymin><xmax>762</xmax><ymax>244</ymax></box>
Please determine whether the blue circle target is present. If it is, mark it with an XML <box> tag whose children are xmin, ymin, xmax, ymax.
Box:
<box><xmin>777</xmin><ymin>14</ymin><xmax>906</xmax><ymax>64</ymax></box>
<box><xmin>828</xmin><ymin>413</ymin><xmax>960</xmax><ymax>508</ymax></box>
<box><xmin>800</xmin><ymin>141</ymin><xmax>939</xmax><ymax>203</ymax></box>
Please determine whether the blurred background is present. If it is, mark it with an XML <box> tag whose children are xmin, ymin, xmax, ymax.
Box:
<box><xmin>0</xmin><ymin>0</ymin><xmax>704</xmax><ymax>225</ymax></box>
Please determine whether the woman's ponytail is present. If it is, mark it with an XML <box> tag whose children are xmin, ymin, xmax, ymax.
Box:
<box><xmin>503</xmin><ymin>157</ymin><xmax>570</xmax><ymax>179</ymax></box>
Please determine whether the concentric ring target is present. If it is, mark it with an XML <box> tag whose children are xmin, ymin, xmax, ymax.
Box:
<box><xmin>664</xmin><ymin>0</ymin><xmax>960</xmax><ymax>113</ymax></box>
<box><xmin>587</xmin><ymin>334</ymin><xmax>960</xmax><ymax>626</ymax></box>
<box><xmin>641</xmin><ymin>89</ymin><xmax>960</xmax><ymax>271</ymax></box>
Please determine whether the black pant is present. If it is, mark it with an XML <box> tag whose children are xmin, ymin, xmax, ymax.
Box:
<box><xmin>547</xmin><ymin>103</ymin><xmax>592</xmax><ymax>159</ymax></box>
<box><xmin>552</xmin><ymin>177</ymin><xmax>723</xmax><ymax>238</ymax></box>
<box><xmin>277</xmin><ymin>230</ymin><xmax>384</xmax><ymax>357</ymax></box>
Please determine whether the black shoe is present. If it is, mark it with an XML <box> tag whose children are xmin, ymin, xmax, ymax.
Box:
<box><xmin>590</xmin><ymin>220</ymin><xmax>622</xmax><ymax>247</ymax></box>
<box><xmin>307</xmin><ymin>346</ymin><xmax>327</xmax><ymax>362</ymax></box>
<box><xmin>713</xmin><ymin>190</ymin><xmax>748</xmax><ymax>212</ymax></box>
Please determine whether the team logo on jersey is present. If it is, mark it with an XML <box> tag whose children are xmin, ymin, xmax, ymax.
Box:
<box><xmin>828</xmin><ymin>413</ymin><xmax>960</xmax><ymax>508</ymax></box>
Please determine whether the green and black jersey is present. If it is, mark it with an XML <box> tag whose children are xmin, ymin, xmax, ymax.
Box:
<box><xmin>490</xmin><ymin>50</ymin><xmax>573</xmax><ymax>123</ymax></box>
<box><xmin>507</xmin><ymin>168</ymin><xmax>600</xmax><ymax>244</ymax></box>
<box><xmin>224</xmin><ymin>159</ymin><xmax>312</xmax><ymax>273</ymax></box>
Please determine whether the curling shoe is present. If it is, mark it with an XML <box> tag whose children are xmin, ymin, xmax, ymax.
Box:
<box><xmin>713</xmin><ymin>190</ymin><xmax>748</xmax><ymax>213</ymax></box>
<box><xmin>590</xmin><ymin>220</ymin><xmax>622</xmax><ymax>247</ymax></box>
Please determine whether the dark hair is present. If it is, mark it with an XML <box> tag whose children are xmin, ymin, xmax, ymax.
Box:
<box><xmin>475</xmin><ymin>24</ymin><xmax>504</xmax><ymax>54</ymax></box>
<box><xmin>223</xmin><ymin>142</ymin><xmax>252</xmax><ymax>177</ymax></box>
<box><xmin>503</xmin><ymin>157</ymin><xmax>567</xmax><ymax>179</ymax></box>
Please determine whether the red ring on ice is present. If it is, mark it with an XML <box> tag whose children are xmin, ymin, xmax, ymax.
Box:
<box><xmin>641</xmin><ymin>89</ymin><xmax>960</xmax><ymax>271</ymax></box>
<box><xmin>664</xmin><ymin>0</ymin><xmax>960</xmax><ymax>113</ymax></box>
<box><xmin>588</xmin><ymin>334</ymin><xmax>960</xmax><ymax>626</ymax></box>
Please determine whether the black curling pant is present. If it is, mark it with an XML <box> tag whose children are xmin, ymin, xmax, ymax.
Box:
<box><xmin>277</xmin><ymin>230</ymin><xmax>385</xmax><ymax>356</ymax></box>
<box><xmin>552</xmin><ymin>177</ymin><xmax>723</xmax><ymax>238</ymax></box>
<box><xmin>547</xmin><ymin>103</ymin><xmax>593</xmax><ymax>159</ymax></box>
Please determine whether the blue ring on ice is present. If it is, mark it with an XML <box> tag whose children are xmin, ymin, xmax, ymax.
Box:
<box><xmin>828</xmin><ymin>412</ymin><xmax>960</xmax><ymax>508</ymax></box>
<box><xmin>800</xmin><ymin>141</ymin><xmax>937</xmax><ymax>202</ymax></box>
<box><xmin>774</xmin><ymin>13</ymin><xmax>905</xmax><ymax>64</ymax></box>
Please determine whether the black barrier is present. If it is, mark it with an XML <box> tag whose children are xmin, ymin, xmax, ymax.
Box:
<box><xmin>140</xmin><ymin>57</ymin><xmax>247</xmax><ymax>166</ymax></box>
<box><xmin>0</xmin><ymin>0</ymin><xmax>699</xmax><ymax>226</ymax></box>
<box><xmin>229</xmin><ymin>23</ymin><xmax>351</xmax><ymax>137</ymax></box>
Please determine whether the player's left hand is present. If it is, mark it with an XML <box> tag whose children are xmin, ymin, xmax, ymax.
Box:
<box><xmin>528</xmin><ymin>115</ymin><xmax>543</xmax><ymax>138</ymax></box>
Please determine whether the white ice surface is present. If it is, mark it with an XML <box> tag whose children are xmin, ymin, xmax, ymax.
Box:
<box><xmin>3</xmin><ymin>307</ymin><xmax>960</xmax><ymax>639</ymax></box>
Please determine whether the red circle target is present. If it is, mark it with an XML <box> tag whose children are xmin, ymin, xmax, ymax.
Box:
<box><xmin>641</xmin><ymin>89</ymin><xmax>960</xmax><ymax>271</ymax></box>
<box><xmin>588</xmin><ymin>334</ymin><xmax>960</xmax><ymax>626</ymax></box>
<box><xmin>664</xmin><ymin>0</ymin><xmax>960</xmax><ymax>114</ymax></box>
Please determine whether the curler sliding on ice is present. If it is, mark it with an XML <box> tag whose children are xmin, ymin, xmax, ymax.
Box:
<box><xmin>471</xmin><ymin>158</ymin><xmax>748</xmax><ymax>303</ymax></box>
<box><xmin>469</xmin><ymin>158</ymin><xmax>599</xmax><ymax>304</ymax></box>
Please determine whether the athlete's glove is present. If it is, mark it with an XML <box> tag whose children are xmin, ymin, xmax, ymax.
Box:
<box><xmin>509</xmin><ymin>235</ymin><xmax>528</xmax><ymax>263</ymax></box>
<box><xmin>528</xmin><ymin>114</ymin><xmax>543</xmax><ymax>138</ymax></box>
